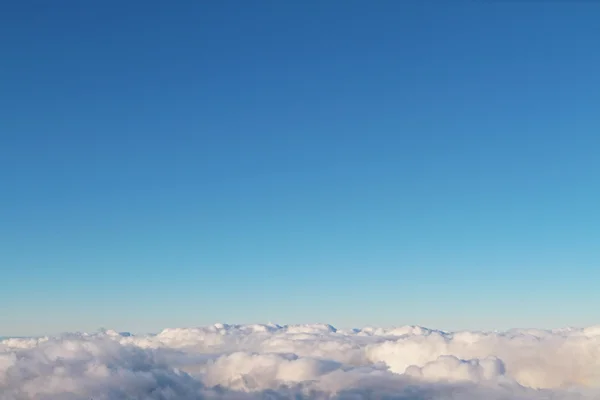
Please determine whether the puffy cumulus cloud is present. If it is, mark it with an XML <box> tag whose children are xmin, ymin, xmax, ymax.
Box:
<box><xmin>405</xmin><ymin>355</ymin><xmax>506</xmax><ymax>383</ymax></box>
<box><xmin>1</xmin><ymin>323</ymin><xmax>600</xmax><ymax>399</ymax></box>
<box><xmin>0</xmin><ymin>336</ymin><xmax>208</xmax><ymax>399</ymax></box>
<box><xmin>197</xmin><ymin>352</ymin><xmax>341</xmax><ymax>391</ymax></box>
<box><xmin>365</xmin><ymin>325</ymin><xmax>600</xmax><ymax>389</ymax></box>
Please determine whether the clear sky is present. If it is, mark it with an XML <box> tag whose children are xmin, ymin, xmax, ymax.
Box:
<box><xmin>2</xmin><ymin>1</ymin><xmax>599</xmax><ymax>336</ymax></box>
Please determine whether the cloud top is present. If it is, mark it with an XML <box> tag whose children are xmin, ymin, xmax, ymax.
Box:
<box><xmin>1</xmin><ymin>323</ymin><xmax>600</xmax><ymax>399</ymax></box>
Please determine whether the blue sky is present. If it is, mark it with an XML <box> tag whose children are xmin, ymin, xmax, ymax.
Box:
<box><xmin>2</xmin><ymin>1</ymin><xmax>599</xmax><ymax>336</ymax></box>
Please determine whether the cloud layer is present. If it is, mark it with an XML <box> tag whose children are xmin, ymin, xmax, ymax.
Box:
<box><xmin>2</xmin><ymin>323</ymin><xmax>600</xmax><ymax>399</ymax></box>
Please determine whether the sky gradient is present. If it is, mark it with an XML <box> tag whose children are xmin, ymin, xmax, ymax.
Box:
<box><xmin>2</xmin><ymin>1</ymin><xmax>600</xmax><ymax>336</ymax></box>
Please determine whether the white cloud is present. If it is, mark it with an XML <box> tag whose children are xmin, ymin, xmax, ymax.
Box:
<box><xmin>1</xmin><ymin>323</ymin><xmax>599</xmax><ymax>399</ymax></box>
<box><xmin>404</xmin><ymin>355</ymin><xmax>506</xmax><ymax>382</ymax></box>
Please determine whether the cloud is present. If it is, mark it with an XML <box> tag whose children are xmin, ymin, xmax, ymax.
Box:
<box><xmin>1</xmin><ymin>323</ymin><xmax>599</xmax><ymax>399</ymax></box>
<box><xmin>0</xmin><ymin>336</ymin><xmax>207</xmax><ymax>399</ymax></box>
<box><xmin>404</xmin><ymin>355</ymin><xmax>506</xmax><ymax>382</ymax></box>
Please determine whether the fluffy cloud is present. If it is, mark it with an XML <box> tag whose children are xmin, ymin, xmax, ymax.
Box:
<box><xmin>1</xmin><ymin>323</ymin><xmax>600</xmax><ymax>399</ymax></box>
<box><xmin>404</xmin><ymin>355</ymin><xmax>506</xmax><ymax>382</ymax></box>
